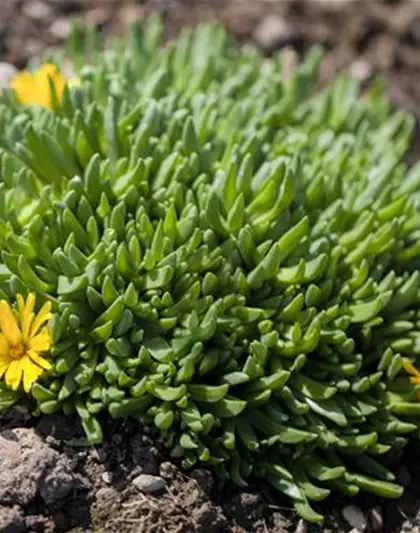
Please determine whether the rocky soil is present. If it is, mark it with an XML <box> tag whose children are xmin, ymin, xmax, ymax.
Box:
<box><xmin>2</xmin><ymin>410</ymin><xmax>420</xmax><ymax>533</ymax></box>
<box><xmin>2</xmin><ymin>1</ymin><xmax>420</xmax><ymax>532</ymax></box>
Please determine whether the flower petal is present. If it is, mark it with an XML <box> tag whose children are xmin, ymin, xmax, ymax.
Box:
<box><xmin>30</xmin><ymin>301</ymin><xmax>52</xmax><ymax>338</ymax></box>
<box><xmin>17</xmin><ymin>294</ymin><xmax>24</xmax><ymax>317</ymax></box>
<box><xmin>21</xmin><ymin>355</ymin><xmax>44</xmax><ymax>393</ymax></box>
<box><xmin>0</xmin><ymin>336</ymin><xmax>13</xmax><ymax>379</ymax></box>
<box><xmin>37</xmin><ymin>64</ymin><xmax>65</xmax><ymax>107</ymax></box>
<box><xmin>0</xmin><ymin>351</ymin><xmax>13</xmax><ymax>379</ymax></box>
<box><xmin>0</xmin><ymin>300</ymin><xmax>22</xmax><ymax>347</ymax></box>
<box><xmin>29</xmin><ymin>328</ymin><xmax>52</xmax><ymax>354</ymax></box>
<box><xmin>0</xmin><ymin>333</ymin><xmax>10</xmax><ymax>357</ymax></box>
<box><xmin>10</xmin><ymin>64</ymin><xmax>65</xmax><ymax>108</ymax></box>
<box><xmin>402</xmin><ymin>359</ymin><xmax>420</xmax><ymax>379</ymax></box>
<box><xmin>5</xmin><ymin>359</ymin><xmax>23</xmax><ymax>390</ymax></box>
<box><xmin>28</xmin><ymin>349</ymin><xmax>51</xmax><ymax>371</ymax></box>
<box><xmin>18</xmin><ymin>293</ymin><xmax>35</xmax><ymax>341</ymax></box>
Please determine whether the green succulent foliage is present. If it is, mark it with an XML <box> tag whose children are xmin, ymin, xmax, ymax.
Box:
<box><xmin>2</xmin><ymin>18</ymin><xmax>420</xmax><ymax>522</ymax></box>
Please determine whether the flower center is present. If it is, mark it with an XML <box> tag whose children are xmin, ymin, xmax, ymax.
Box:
<box><xmin>10</xmin><ymin>343</ymin><xmax>25</xmax><ymax>360</ymax></box>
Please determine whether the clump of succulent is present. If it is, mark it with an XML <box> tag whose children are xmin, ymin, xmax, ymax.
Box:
<box><xmin>1</xmin><ymin>18</ymin><xmax>420</xmax><ymax>522</ymax></box>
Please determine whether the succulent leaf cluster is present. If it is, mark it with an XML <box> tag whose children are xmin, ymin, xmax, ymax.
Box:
<box><xmin>1</xmin><ymin>19</ymin><xmax>420</xmax><ymax>521</ymax></box>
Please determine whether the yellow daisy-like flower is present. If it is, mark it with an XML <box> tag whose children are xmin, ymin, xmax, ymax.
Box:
<box><xmin>402</xmin><ymin>359</ymin><xmax>420</xmax><ymax>385</ymax></box>
<box><xmin>0</xmin><ymin>294</ymin><xmax>52</xmax><ymax>393</ymax></box>
<box><xmin>9</xmin><ymin>63</ymin><xmax>79</xmax><ymax>109</ymax></box>
<box><xmin>402</xmin><ymin>358</ymin><xmax>420</xmax><ymax>400</ymax></box>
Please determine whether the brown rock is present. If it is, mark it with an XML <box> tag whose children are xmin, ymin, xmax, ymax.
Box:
<box><xmin>0</xmin><ymin>428</ymin><xmax>75</xmax><ymax>506</ymax></box>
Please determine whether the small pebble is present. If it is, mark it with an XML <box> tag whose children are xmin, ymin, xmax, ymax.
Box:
<box><xmin>132</xmin><ymin>474</ymin><xmax>167</xmax><ymax>494</ymax></box>
<box><xmin>49</xmin><ymin>17</ymin><xmax>72</xmax><ymax>40</ymax></box>
<box><xmin>101</xmin><ymin>472</ymin><xmax>112</xmax><ymax>485</ymax></box>
<box><xmin>90</xmin><ymin>448</ymin><xmax>106</xmax><ymax>462</ymax></box>
<box><xmin>159</xmin><ymin>461</ymin><xmax>176</xmax><ymax>480</ymax></box>
<box><xmin>22</xmin><ymin>0</ymin><xmax>52</xmax><ymax>20</ymax></box>
<box><xmin>0</xmin><ymin>62</ymin><xmax>17</xmax><ymax>90</ymax></box>
<box><xmin>368</xmin><ymin>507</ymin><xmax>383</xmax><ymax>532</ymax></box>
<box><xmin>253</xmin><ymin>14</ymin><xmax>299</xmax><ymax>52</ymax></box>
<box><xmin>342</xmin><ymin>505</ymin><xmax>367</xmax><ymax>532</ymax></box>
<box><xmin>85</xmin><ymin>7</ymin><xmax>110</xmax><ymax>28</ymax></box>
<box><xmin>45</xmin><ymin>435</ymin><xmax>60</xmax><ymax>448</ymax></box>
<box><xmin>150</xmin><ymin>446</ymin><xmax>159</xmax><ymax>457</ymax></box>
<box><xmin>349</xmin><ymin>60</ymin><xmax>373</xmax><ymax>82</ymax></box>
<box><xmin>295</xmin><ymin>518</ymin><xmax>307</xmax><ymax>533</ymax></box>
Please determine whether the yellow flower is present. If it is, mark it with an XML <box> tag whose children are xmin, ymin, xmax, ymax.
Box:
<box><xmin>402</xmin><ymin>358</ymin><xmax>420</xmax><ymax>400</ymax></box>
<box><xmin>402</xmin><ymin>359</ymin><xmax>420</xmax><ymax>385</ymax></box>
<box><xmin>9</xmin><ymin>63</ymin><xmax>78</xmax><ymax>109</ymax></box>
<box><xmin>0</xmin><ymin>293</ymin><xmax>52</xmax><ymax>393</ymax></box>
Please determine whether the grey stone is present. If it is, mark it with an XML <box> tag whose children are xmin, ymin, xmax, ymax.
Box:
<box><xmin>159</xmin><ymin>461</ymin><xmax>176</xmax><ymax>480</ymax></box>
<box><xmin>349</xmin><ymin>60</ymin><xmax>373</xmax><ymax>82</ymax></box>
<box><xmin>0</xmin><ymin>428</ymin><xmax>75</xmax><ymax>506</ymax></box>
<box><xmin>368</xmin><ymin>507</ymin><xmax>383</xmax><ymax>532</ymax></box>
<box><xmin>0</xmin><ymin>505</ymin><xmax>24</xmax><ymax>533</ymax></box>
<box><xmin>85</xmin><ymin>7</ymin><xmax>109</xmax><ymax>28</ymax></box>
<box><xmin>90</xmin><ymin>447</ymin><xmax>106</xmax><ymax>463</ymax></box>
<box><xmin>253</xmin><ymin>15</ymin><xmax>299</xmax><ymax>52</ymax></box>
<box><xmin>132</xmin><ymin>474</ymin><xmax>166</xmax><ymax>494</ymax></box>
<box><xmin>0</xmin><ymin>63</ymin><xmax>17</xmax><ymax>90</ymax></box>
<box><xmin>295</xmin><ymin>518</ymin><xmax>308</xmax><ymax>533</ymax></box>
<box><xmin>22</xmin><ymin>1</ymin><xmax>52</xmax><ymax>20</ymax></box>
<box><xmin>342</xmin><ymin>505</ymin><xmax>367</xmax><ymax>532</ymax></box>
<box><xmin>49</xmin><ymin>17</ymin><xmax>72</xmax><ymax>40</ymax></box>
<box><xmin>101</xmin><ymin>472</ymin><xmax>112</xmax><ymax>485</ymax></box>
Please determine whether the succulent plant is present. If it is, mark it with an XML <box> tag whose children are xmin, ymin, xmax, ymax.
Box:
<box><xmin>1</xmin><ymin>18</ymin><xmax>420</xmax><ymax>521</ymax></box>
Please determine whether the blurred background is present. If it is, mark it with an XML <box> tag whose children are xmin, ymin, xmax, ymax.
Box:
<box><xmin>2</xmin><ymin>0</ymin><xmax>420</xmax><ymax>157</ymax></box>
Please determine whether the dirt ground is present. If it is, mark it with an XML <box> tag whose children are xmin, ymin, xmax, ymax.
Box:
<box><xmin>2</xmin><ymin>1</ymin><xmax>420</xmax><ymax>532</ymax></box>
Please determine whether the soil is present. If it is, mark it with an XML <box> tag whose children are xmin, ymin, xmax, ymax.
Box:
<box><xmin>1</xmin><ymin>410</ymin><xmax>420</xmax><ymax>533</ymax></box>
<box><xmin>2</xmin><ymin>411</ymin><xmax>420</xmax><ymax>533</ymax></box>
<box><xmin>1</xmin><ymin>1</ymin><xmax>420</xmax><ymax>532</ymax></box>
